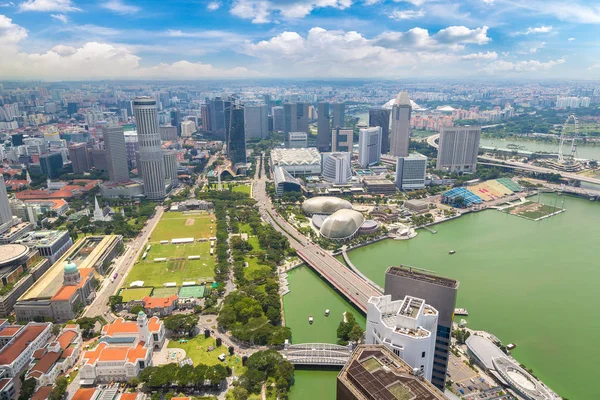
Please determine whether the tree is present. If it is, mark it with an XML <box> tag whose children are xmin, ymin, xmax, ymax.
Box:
<box><xmin>18</xmin><ymin>379</ymin><xmax>36</xmax><ymax>400</ymax></box>
<box><xmin>49</xmin><ymin>376</ymin><xmax>68</xmax><ymax>400</ymax></box>
<box><xmin>130</xmin><ymin>305</ymin><xmax>145</xmax><ymax>315</ymax></box>
<box><xmin>164</xmin><ymin>314</ymin><xmax>199</xmax><ymax>337</ymax></box>
<box><xmin>231</xmin><ymin>386</ymin><xmax>250</xmax><ymax>400</ymax></box>
<box><xmin>109</xmin><ymin>295</ymin><xmax>123</xmax><ymax>311</ymax></box>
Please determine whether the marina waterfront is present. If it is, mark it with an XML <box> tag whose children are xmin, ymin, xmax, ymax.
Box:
<box><xmin>479</xmin><ymin>137</ymin><xmax>600</xmax><ymax>160</ymax></box>
<box><xmin>344</xmin><ymin>194</ymin><xmax>600</xmax><ymax>400</ymax></box>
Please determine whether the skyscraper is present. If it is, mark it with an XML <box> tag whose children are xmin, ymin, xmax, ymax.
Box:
<box><xmin>39</xmin><ymin>152</ymin><xmax>63</xmax><ymax>179</ymax></box>
<box><xmin>272</xmin><ymin>107</ymin><xmax>284</xmax><ymax>132</ymax></box>
<box><xmin>396</xmin><ymin>153</ymin><xmax>427</xmax><ymax>190</ymax></box>
<box><xmin>390</xmin><ymin>92</ymin><xmax>411</xmax><ymax>157</ymax></box>
<box><xmin>384</xmin><ymin>266</ymin><xmax>458</xmax><ymax>391</ymax></box>
<box><xmin>103</xmin><ymin>125</ymin><xmax>129</xmax><ymax>183</ymax></box>
<box><xmin>322</xmin><ymin>152</ymin><xmax>352</xmax><ymax>184</ymax></box>
<box><xmin>283</xmin><ymin>103</ymin><xmax>309</xmax><ymax>134</ymax></box>
<box><xmin>244</xmin><ymin>105</ymin><xmax>268</xmax><ymax>140</ymax></box>
<box><xmin>331</xmin><ymin>127</ymin><xmax>353</xmax><ymax>152</ymax></box>
<box><xmin>227</xmin><ymin>105</ymin><xmax>247</xmax><ymax>166</ymax></box>
<box><xmin>332</xmin><ymin>102</ymin><xmax>345</xmax><ymax>129</ymax></box>
<box><xmin>369</xmin><ymin>108</ymin><xmax>391</xmax><ymax>154</ymax></box>
<box><xmin>436</xmin><ymin>126</ymin><xmax>481</xmax><ymax>173</ymax></box>
<box><xmin>358</xmin><ymin>127</ymin><xmax>382</xmax><ymax>167</ymax></box>
<box><xmin>171</xmin><ymin>109</ymin><xmax>182</xmax><ymax>136</ymax></box>
<box><xmin>317</xmin><ymin>102</ymin><xmax>331</xmax><ymax>152</ymax></box>
<box><xmin>205</xmin><ymin>97</ymin><xmax>231</xmax><ymax>139</ymax></box>
<box><xmin>163</xmin><ymin>151</ymin><xmax>179</xmax><ymax>188</ymax></box>
<box><xmin>0</xmin><ymin>176</ymin><xmax>14</xmax><ymax>234</ymax></box>
<box><xmin>134</xmin><ymin>97</ymin><xmax>166</xmax><ymax>200</ymax></box>
<box><xmin>68</xmin><ymin>143</ymin><xmax>90</xmax><ymax>174</ymax></box>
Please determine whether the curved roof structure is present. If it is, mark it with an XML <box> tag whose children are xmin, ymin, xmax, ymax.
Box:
<box><xmin>302</xmin><ymin>196</ymin><xmax>352</xmax><ymax>215</ymax></box>
<box><xmin>320</xmin><ymin>209</ymin><xmax>365</xmax><ymax>240</ymax></box>
<box><xmin>271</xmin><ymin>148</ymin><xmax>321</xmax><ymax>166</ymax></box>
<box><xmin>64</xmin><ymin>261</ymin><xmax>78</xmax><ymax>274</ymax></box>
<box><xmin>492</xmin><ymin>356</ymin><xmax>554</xmax><ymax>400</ymax></box>
<box><xmin>0</xmin><ymin>244</ymin><xmax>29</xmax><ymax>267</ymax></box>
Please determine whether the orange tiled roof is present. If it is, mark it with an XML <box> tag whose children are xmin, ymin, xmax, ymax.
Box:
<box><xmin>32</xmin><ymin>348</ymin><xmax>46</xmax><ymax>359</ymax></box>
<box><xmin>28</xmin><ymin>351</ymin><xmax>60</xmax><ymax>374</ymax></box>
<box><xmin>119</xmin><ymin>394</ymin><xmax>140</xmax><ymax>400</ymax></box>
<box><xmin>57</xmin><ymin>330</ymin><xmax>78</xmax><ymax>349</ymax></box>
<box><xmin>51</xmin><ymin>285</ymin><xmax>78</xmax><ymax>302</ymax></box>
<box><xmin>143</xmin><ymin>295</ymin><xmax>178</xmax><ymax>309</ymax></box>
<box><xmin>0</xmin><ymin>326</ymin><xmax>21</xmax><ymax>337</ymax></box>
<box><xmin>72</xmin><ymin>388</ymin><xmax>96</xmax><ymax>400</ymax></box>
<box><xmin>101</xmin><ymin>318</ymin><xmax>138</xmax><ymax>336</ymax></box>
<box><xmin>62</xmin><ymin>347</ymin><xmax>75</xmax><ymax>358</ymax></box>
<box><xmin>32</xmin><ymin>386</ymin><xmax>53</xmax><ymax>400</ymax></box>
<box><xmin>82</xmin><ymin>341</ymin><xmax>148</xmax><ymax>365</ymax></box>
<box><xmin>148</xmin><ymin>316</ymin><xmax>162</xmax><ymax>332</ymax></box>
<box><xmin>16</xmin><ymin>189</ymin><xmax>73</xmax><ymax>200</ymax></box>
<box><xmin>64</xmin><ymin>324</ymin><xmax>78</xmax><ymax>329</ymax></box>
<box><xmin>0</xmin><ymin>324</ymin><xmax>49</xmax><ymax>364</ymax></box>
<box><xmin>24</xmin><ymin>198</ymin><xmax>68</xmax><ymax>210</ymax></box>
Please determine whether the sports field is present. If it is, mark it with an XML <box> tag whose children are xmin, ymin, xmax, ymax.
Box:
<box><xmin>232</xmin><ymin>184</ymin><xmax>251</xmax><ymax>196</ymax></box>
<box><xmin>501</xmin><ymin>201</ymin><xmax>564</xmax><ymax>221</ymax></box>
<box><xmin>120</xmin><ymin>287</ymin><xmax>153</xmax><ymax>302</ymax></box>
<box><xmin>124</xmin><ymin>242</ymin><xmax>215</xmax><ymax>288</ymax></box>
<box><xmin>150</xmin><ymin>212</ymin><xmax>216</xmax><ymax>241</ymax></box>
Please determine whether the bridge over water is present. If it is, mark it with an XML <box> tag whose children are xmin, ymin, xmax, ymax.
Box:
<box><xmin>281</xmin><ymin>343</ymin><xmax>353</xmax><ymax>366</ymax></box>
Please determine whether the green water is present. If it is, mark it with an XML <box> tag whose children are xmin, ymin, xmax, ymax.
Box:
<box><xmin>343</xmin><ymin>194</ymin><xmax>600</xmax><ymax>399</ymax></box>
<box><xmin>480</xmin><ymin>137</ymin><xmax>600</xmax><ymax>160</ymax></box>
<box><xmin>284</xmin><ymin>265</ymin><xmax>366</xmax><ymax>399</ymax></box>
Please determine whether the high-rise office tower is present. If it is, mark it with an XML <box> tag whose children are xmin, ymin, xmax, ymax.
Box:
<box><xmin>390</xmin><ymin>92</ymin><xmax>411</xmax><ymax>157</ymax></box>
<box><xmin>0</xmin><ymin>176</ymin><xmax>14</xmax><ymax>234</ymax></box>
<box><xmin>227</xmin><ymin>105</ymin><xmax>247</xmax><ymax>165</ymax></box>
<box><xmin>171</xmin><ymin>109</ymin><xmax>182</xmax><ymax>136</ymax></box>
<box><xmin>332</xmin><ymin>102</ymin><xmax>345</xmax><ymax>129</ymax></box>
<box><xmin>244</xmin><ymin>105</ymin><xmax>268</xmax><ymax>140</ymax></box>
<box><xmin>283</xmin><ymin>103</ymin><xmax>309</xmax><ymax>134</ymax></box>
<box><xmin>103</xmin><ymin>125</ymin><xmax>129</xmax><ymax>183</ymax></box>
<box><xmin>317</xmin><ymin>102</ymin><xmax>331</xmax><ymax>152</ymax></box>
<box><xmin>369</xmin><ymin>108</ymin><xmax>391</xmax><ymax>154</ymax></box>
<box><xmin>68</xmin><ymin>143</ymin><xmax>90</xmax><ymax>174</ymax></box>
<box><xmin>263</xmin><ymin>94</ymin><xmax>271</xmax><ymax>113</ymax></box>
<box><xmin>272</xmin><ymin>106</ymin><xmax>284</xmax><ymax>132</ymax></box>
<box><xmin>159</xmin><ymin>126</ymin><xmax>178</xmax><ymax>141</ymax></box>
<box><xmin>204</xmin><ymin>97</ymin><xmax>231</xmax><ymax>139</ymax></box>
<box><xmin>321</xmin><ymin>152</ymin><xmax>352</xmax><ymax>184</ymax></box>
<box><xmin>133</xmin><ymin>97</ymin><xmax>167</xmax><ymax>200</ymax></box>
<box><xmin>180</xmin><ymin>120</ymin><xmax>196</xmax><ymax>138</ymax></box>
<box><xmin>396</xmin><ymin>154</ymin><xmax>427</xmax><ymax>190</ymax></box>
<box><xmin>384</xmin><ymin>266</ymin><xmax>458</xmax><ymax>391</ymax></box>
<box><xmin>40</xmin><ymin>152</ymin><xmax>63</xmax><ymax>179</ymax></box>
<box><xmin>358</xmin><ymin>127</ymin><xmax>382</xmax><ymax>167</ymax></box>
<box><xmin>332</xmin><ymin>127</ymin><xmax>353</xmax><ymax>153</ymax></box>
<box><xmin>163</xmin><ymin>151</ymin><xmax>179</xmax><ymax>188</ymax></box>
<box><xmin>436</xmin><ymin>126</ymin><xmax>481</xmax><ymax>173</ymax></box>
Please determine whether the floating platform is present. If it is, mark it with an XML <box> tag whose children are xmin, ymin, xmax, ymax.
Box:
<box><xmin>454</xmin><ymin>308</ymin><xmax>469</xmax><ymax>316</ymax></box>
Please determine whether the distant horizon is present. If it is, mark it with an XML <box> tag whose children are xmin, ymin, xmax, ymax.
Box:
<box><xmin>1</xmin><ymin>0</ymin><xmax>599</xmax><ymax>80</ymax></box>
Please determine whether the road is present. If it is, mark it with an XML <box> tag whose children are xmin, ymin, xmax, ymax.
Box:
<box><xmin>252</xmin><ymin>153</ymin><xmax>381</xmax><ymax>312</ymax></box>
<box><xmin>83</xmin><ymin>206</ymin><xmax>165</xmax><ymax>320</ymax></box>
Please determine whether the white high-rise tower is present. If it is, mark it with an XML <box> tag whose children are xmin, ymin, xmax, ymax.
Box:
<box><xmin>0</xmin><ymin>176</ymin><xmax>14</xmax><ymax>234</ymax></box>
<box><xmin>134</xmin><ymin>97</ymin><xmax>167</xmax><ymax>200</ymax></box>
<box><xmin>390</xmin><ymin>92</ymin><xmax>411</xmax><ymax>157</ymax></box>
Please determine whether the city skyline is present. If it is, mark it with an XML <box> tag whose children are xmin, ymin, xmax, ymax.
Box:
<box><xmin>0</xmin><ymin>0</ymin><xmax>599</xmax><ymax>80</ymax></box>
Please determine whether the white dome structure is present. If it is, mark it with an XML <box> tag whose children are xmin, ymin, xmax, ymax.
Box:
<box><xmin>320</xmin><ymin>209</ymin><xmax>365</xmax><ymax>241</ymax></box>
<box><xmin>302</xmin><ymin>196</ymin><xmax>352</xmax><ymax>216</ymax></box>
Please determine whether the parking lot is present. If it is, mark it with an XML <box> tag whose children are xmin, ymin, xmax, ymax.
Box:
<box><xmin>447</xmin><ymin>352</ymin><xmax>492</xmax><ymax>396</ymax></box>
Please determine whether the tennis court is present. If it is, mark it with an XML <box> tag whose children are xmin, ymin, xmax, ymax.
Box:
<box><xmin>152</xmin><ymin>287</ymin><xmax>179</xmax><ymax>298</ymax></box>
<box><xmin>178</xmin><ymin>285</ymin><xmax>206</xmax><ymax>299</ymax></box>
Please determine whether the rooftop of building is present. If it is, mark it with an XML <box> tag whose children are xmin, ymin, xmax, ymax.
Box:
<box><xmin>19</xmin><ymin>235</ymin><xmax>120</xmax><ymax>301</ymax></box>
<box><xmin>143</xmin><ymin>295</ymin><xmax>178</xmax><ymax>309</ymax></box>
<box><xmin>338</xmin><ymin>345</ymin><xmax>448</xmax><ymax>400</ymax></box>
<box><xmin>271</xmin><ymin>147</ymin><xmax>321</xmax><ymax>165</ymax></box>
<box><xmin>394</xmin><ymin>91</ymin><xmax>411</xmax><ymax>107</ymax></box>
<box><xmin>101</xmin><ymin>316</ymin><xmax>162</xmax><ymax>337</ymax></box>
<box><xmin>0</xmin><ymin>244</ymin><xmax>29</xmax><ymax>266</ymax></box>
<box><xmin>0</xmin><ymin>325</ymin><xmax>22</xmax><ymax>338</ymax></box>
<box><xmin>31</xmin><ymin>385</ymin><xmax>53</xmax><ymax>400</ymax></box>
<box><xmin>23</xmin><ymin>198</ymin><xmax>69</xmax><ymax>210</ymax></box>
<box><xmin>0</xmin><ymin>323</ymin><xmax>49</xmax><ymax>365</ymax></box>
<box><xmin>72</xmin><ymin>388</ymin><xmax>96</xmax><ymax>400</ymax></box>
<box><xmin>15</xmin><ymin>230</ymin><xmax>69</xmax><ymax>247</ymax></box>
<box><xmin>465</xmin><ymin>335</ymin><xmax>505</xmax><ymax>371</ymax></box>
<box><xmin>82</xmin><ymin>341</ymin><xmax>148</xmax><ymax>365</ymax></box>
<box><xmin>369</xmin><ymin>295</ymin><xmax>437</xmax><ymax>338</ymax></box>
<box><xmin>362</xmin><ymin>177</ymin><xmax>395</xmax><ymax>186</ymax></box>
<box><xmin>492</xmin><ymin>356</ymin><xmax>554</xmax><ymax>400</ymax></box>
<box><xmin>386</xmin><ymin>265</ymin><xmax>459</xmax><ymax>289</ymax></box>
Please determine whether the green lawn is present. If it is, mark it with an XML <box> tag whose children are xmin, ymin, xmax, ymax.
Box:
<box><xmin>123</xmin><ymin>242</ymin><xmax>215</xmax><ymax>288</ymax></box>
<box><xmin>239</xmin><ymin>223</ymin><xmax>253</xmax><ymax>235</ymax></box>
<box><xmin>150</xmin><ymin>212</ymin><xmax>216</xmax><ymax>241</ymax></box>
<box><xmin>120</xmin><ymin>287</ymin><xmax>153</xmax><ymax>302</ymax></box>
<box><xmin>167</xmin><ymin>335</ymin><xmax>246</xmax><ymax>375</ymax></box>
<box><xmin>232</xmin><ymin>184</ymin><xmax>251</xmax><ymax>196</ymax></box>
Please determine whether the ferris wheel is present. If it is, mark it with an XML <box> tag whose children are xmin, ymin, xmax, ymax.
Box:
<box><xmin>558</xmin><ymin>114</ymin><xmax>579</xmax><ymax>163</ymax></box>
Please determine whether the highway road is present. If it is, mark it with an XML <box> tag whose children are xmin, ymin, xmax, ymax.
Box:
<box><xmin>252</xmin><ymin>154</ymin><xmax>381</xmax><ymax>312</ymax></box>
<box><xmin>83</xmin><ymin>206</ymin><xmax>165</xmax><ymax>320</ymax></box>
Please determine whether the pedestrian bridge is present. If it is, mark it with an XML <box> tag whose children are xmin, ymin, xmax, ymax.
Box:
<box><xmin>281</xmin><ymin>343</ymin><xmax>353</xmax><ymax>366</ymax></box>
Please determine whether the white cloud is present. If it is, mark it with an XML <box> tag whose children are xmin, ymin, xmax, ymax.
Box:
<box><xmin>501</xmin><ymin>1</ymin><xmax>600</xmax><ymax>24</ymax></box>
<box><xmin>0</xmin><ymin>2</ymin><xmax>15</xmax><ymax>7</ymax></box>
<box><xmin>230</xmin><ymin>0</ymin><xmax>353</xmax><ymax>22</ymax></box>
<box><xmin>207</xmin><ymin>1</ymin><xmax>220</xmax><ymax>10</ymax></box>
<box><xmin>0</xmin><ymin>14</ymin><xmax>27</xmax><ymax>46</ymax></box>
<box><xmin>481</xmin><ymin>0</ymin><xmax>494</xmax><ymax>4</ymax></box>
<box><xmin>483</xmin><ymin>58</ymin><xmax>565</xmax><ymax>73</ymax></box>
<box><xmin>461</xmin><ymin>51</ymin><xmax>497</xmax><ymax>60</ymax></box>
<box><xmin>394</xmin><ymin>0</ymin><xmax>428</xmax><ymax>5</ymax></box>
<box><xmin>50</xmin><ymin>13</ymin><xmax>67</xmax><ymax>22</ymax></box>
<box><xmin>435</xmin><ymin>26</ymin><xmax>490</xmax><ymax>44</ymax></box>
<box><xmin>587</xmin><ymin>64</ymin><xmax>600</xmax><ymax>70</ymax></box>
<box><xmin>390</xmin><ymin>9</ymin><xmax>424</xmax><ymax>20</ymax></box>
<box><xmin>101</xmin><ymin>0</ymin><xmax>140</xmax><ymax>14</ymax></box>
<box><xmin>529</xmin><ymin>41</ymin><xmax>546</xmax><ymax>53</ymax></box>
<box><xmin>19</xmin><ymin>0</ymin><xmax>80</xmax><ymax>12</ymax></box>
<box><xmin>568</xmin><ymin>37</ymin><xmax>575</xmax><ymax>41</ymax></box>
<box><xmin>59</xmin><ymin>24</ymin><xmax>123</xmax><ymax>36</ymax></box>
<box><xmin>516</xmin><ymin>25</ymin><xmax>553</xmax><ymax>35</ymax></box>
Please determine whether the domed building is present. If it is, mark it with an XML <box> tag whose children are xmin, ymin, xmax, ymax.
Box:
<box><xmin>302</xmin><ymin>196</ymin><xmax>352</xmax><ymax>216</ymax></box>
<box><xmin>319</xmin><ymin>209</ymin><xmax>365</xmax><ymax>241</ymax></box>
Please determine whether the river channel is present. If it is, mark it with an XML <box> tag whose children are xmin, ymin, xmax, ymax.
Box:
<box><xmin>285</xmin><ymin>194</ymin><xmax>600</xmax><ymax>399</ymax></box>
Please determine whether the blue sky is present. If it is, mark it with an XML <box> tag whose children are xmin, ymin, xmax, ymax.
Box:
<box><xmin>0</xmin><ymin>0</ymin><xmax>599</xmax><ymax>79</ymax></box>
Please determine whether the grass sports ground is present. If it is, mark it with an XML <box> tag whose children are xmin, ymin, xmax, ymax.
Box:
<box><xmin>150</xmin><ymin>212</ymin><xmax>216</xmax><ymax>242</ymax></box>
<box><xmin>501</xmin><ymin>201</ymin><xmax>564</xmax><ymax>221</ymax></box>
<box><xmin>123</xmin><ymin>211</ymin><xmax>217</xmax><ymax>289</ymax></box>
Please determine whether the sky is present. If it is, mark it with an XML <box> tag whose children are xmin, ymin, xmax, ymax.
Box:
<box><xmin>0</xmin><ymin>0</ymin><xmax>600</xmax><ymax>80</ymax></box>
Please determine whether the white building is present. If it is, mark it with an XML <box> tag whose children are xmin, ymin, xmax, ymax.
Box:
<box><xmin>396</xmin><ymin>153</ymin><xmax>427</xmax><ymax>190</ymax></box>
<box><xmin>322</xmin><ymin>152</ymin><xmax>352</xmax><ymax>185</ymax></box>
<box><xmin>180</xmin><ymin>120</ymin><xmax>196</xmax><ymax>138</ymax></box>
<box><xmin>332</xmin><ymin>128</ymin><xmax>353</xmax><ymax>153</ymax></box>
<box><xmin>244</xmin><ymin>105</ymin><xmax>268</xmax><ymax>140</ymax></box>
<box><xmin>0</xmin><ymin>322</ymin><xmax>52</xmax><ymax>377</ymax></box>
<box><xmin>390</xmin><ymin>92</ymin><xmax>411</xmax><ymax>157</ymax></box>
<box><xmin>358</xmin><ymin>127</ymin><xmax>382</xmax><ymax>167</ymax></box>
<box><xmin>366</xmin><ymin>295</ymin><xmax>438</xmax><ymax>381</ymax></box>
<box><xmin>287</xmin><ymin>132</ymin><xmax>308</xmax><ymax>148</ymax></box>
<box><xmin>271</xmin><ymin>148</ymin><xmax>321</xmax><ymax>175</ymax></box>
<box><xmin>436</xmin><ymin>126</ymin><xmax>481</xmax><ymax>173</ymax></box>
<box><xmin>79</xmin><ymin>312</ymin><xmax>165</xmax><ymax>384</ymax></box>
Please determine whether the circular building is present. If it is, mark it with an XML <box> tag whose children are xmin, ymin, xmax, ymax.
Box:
<box><xmin>0</xmin><ymin>244</ymin><xmax>31</xmax><ymax>284</ymax></box>
<box><xmin>320</xmin><ymin>209</ymin><xmax>365</xmax><ymax>241</ymax></box>
<box><xmin>302</xmin><ymin>196</ymin><xmax>352</xmax><ymax>216</ymax></box>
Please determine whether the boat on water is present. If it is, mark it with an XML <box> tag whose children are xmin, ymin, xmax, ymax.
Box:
<box><xmin>325</xmin><ymin>309</ymin><xmax>330</xmax><ymax>316</ymax></box>
<box><xmin>454</xmin><ymin>308</ymin><xmax>469</xmax><ymax>316</ymax></box>
<box><xmin>308</xmin><ymin>315</ymin><xmax>314</xmax><ymax>324</ymax></box>
<box><xmin>449</xmin><ymin>250</ymin><xmax>456</xmax><ymax>254</ymax></box>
